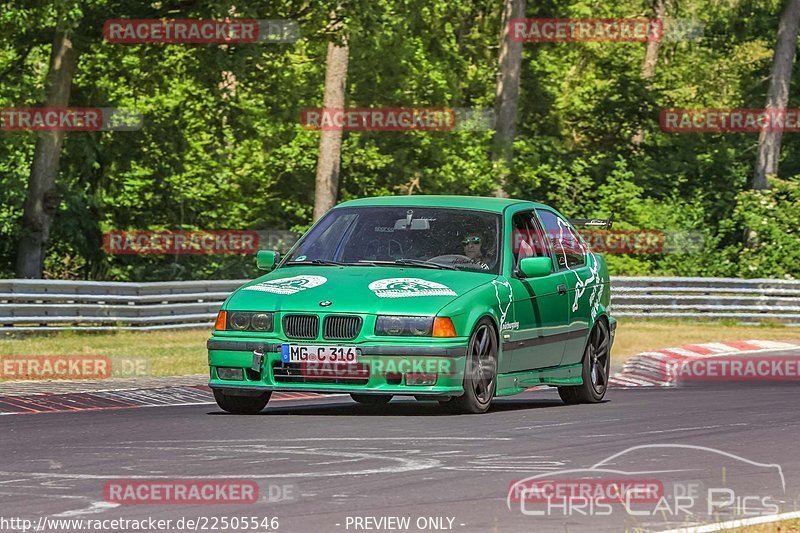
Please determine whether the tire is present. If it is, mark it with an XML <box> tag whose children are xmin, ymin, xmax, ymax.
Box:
<box><xmin>213</xmin><ymin>389</ymin><xmax>271</xmax><ymax>414</ymax></box>
<box><xmin>350</xmin><ymin>394</ymin><xmax>392</xmax><ymax>404</ymax></box>
<box><xmin>448</xmin><ymin>318</ymin><xmax>498</xmax><ymax>414</ymax></box>
<box><xmin>558</xmin><ymin>319</ymin><xmax>611</xmax><ymax>405</ymax></box>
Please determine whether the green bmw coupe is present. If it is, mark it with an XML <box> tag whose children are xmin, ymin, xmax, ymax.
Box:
<box><xmin>208</xmin><ymin>195</ymin><xmax>615</xmax><ymax>414</ymax></box>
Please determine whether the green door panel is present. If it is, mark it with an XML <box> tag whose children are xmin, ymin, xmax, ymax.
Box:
<box><xmin>501</xmin><ymin>206</ymin><xmax>571</xmax><ymax>372</ymax></box>
<box><xmin>562</xmin><ymin>252</ymin><xmax>609</xmax><ymax>365</ymax></box>
<box><xmin>504</xmin><ymin>271</ymin><xmax>569</xmax><ymax>371</ymax></box>
<box><xmin>562</xmin><ymin>263</ymin><xmax>594</xmax><ymax>365</ymax></box>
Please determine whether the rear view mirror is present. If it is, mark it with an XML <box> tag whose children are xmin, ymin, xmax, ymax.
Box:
<box><xmin>518</xmin><ymin>256</ymin><xmax>553</xmax><ymax>278</ymax></box>
<box><xmin>394</xmin><ymin>218</ymin><xmax>430</xmax><ymax>230</ymax></box>
<box><xmin>256</xmin><ymin>250</ymin><xmax>280</xmax><ymax>271</ymax></box>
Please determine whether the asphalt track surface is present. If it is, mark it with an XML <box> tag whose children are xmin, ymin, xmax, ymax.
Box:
<box><xmin>2</xmin><ymin>349</ymin><xmax>800</xmax><ymax>533</ymax></box>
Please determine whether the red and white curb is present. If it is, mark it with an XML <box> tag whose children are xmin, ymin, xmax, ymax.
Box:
<box><xmin>0</xmin><ymin>386</ymin><xmax>335</xmax><ymax>415</ymax></box>
<box><xmin>609</xmin><ymin>340</ymin><xmax>800</xmax><ymax>387</ymax></box>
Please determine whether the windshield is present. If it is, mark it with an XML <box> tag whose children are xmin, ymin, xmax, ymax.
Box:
<box><xmin>284</xmin><ymin>206</ymin><xmax>501</xmax><ymax>274</ymax></box>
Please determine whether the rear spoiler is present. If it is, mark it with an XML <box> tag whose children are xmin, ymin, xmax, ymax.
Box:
<box><xmin>568</xmin><ymin>214</ymin><xmax>614</xmax><ymax>230</ymax></box>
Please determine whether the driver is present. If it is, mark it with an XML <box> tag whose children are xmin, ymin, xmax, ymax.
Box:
<box><xmin>462</xmin><ymin>233</ymin><xmax>490</xmax><ymax>270</ymax></box>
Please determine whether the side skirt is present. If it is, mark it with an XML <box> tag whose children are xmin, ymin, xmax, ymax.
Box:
<box><xmin>495</xmin><ymin>363</ymin><xmax>583</xmax><ymax>397</ymax></box>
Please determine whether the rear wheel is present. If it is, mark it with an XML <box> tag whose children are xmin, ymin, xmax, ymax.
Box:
<box><xmin>350</xmin><ymin>394</ymin><xmax>392</xmax><ymax>404</ymax></box>
<box><xmin>558</xmin><ymin>320</ymin><xmax>610</xmax><ymax>405</ymax></box>
<box><xmin>213</xmin><ymin>389</ymin><xmax>271</xmax><ymax>414</ymax></box>
<box><xmin>448</xmin><ymin>318</ymin><xmax>498</xmax><ymax>414</ymax></box>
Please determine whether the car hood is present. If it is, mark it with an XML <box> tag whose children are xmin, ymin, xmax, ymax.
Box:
<box><xmin>226</xmin><ymin>265</ymin><xmax>497</xmax><ymax>315</ymax></box>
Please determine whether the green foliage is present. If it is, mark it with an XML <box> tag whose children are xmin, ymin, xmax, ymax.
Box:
<box><xmin>0</xmin><ymin>0</ymin><xmax>798</xmax><ymax>280</ymax></box>
<box><xmin>720</xmin><ymin>178</ymin><xmax>800</xmax><ymax>279</ymax></box>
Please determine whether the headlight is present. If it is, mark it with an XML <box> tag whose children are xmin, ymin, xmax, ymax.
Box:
<box><xmin>229</xmin><ymin>312</ymin><xmax>251</xmax><ymax>330</ymax></box>
<box><xmin>375</xmin><ymin>316</ymin><xmax>434</xmax><ymax>336</ymax></box>
<box><xmin>251</xmin><ymin>312</ymin><xmax>273</xmax><ymax>331</ymax></box>
<box><xmin>226</xmin><ymin>311</ymin><xmax>274</xmax><ymax>332</ymax></box>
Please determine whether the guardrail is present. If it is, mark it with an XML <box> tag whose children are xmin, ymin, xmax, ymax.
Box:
<box><xmin>1</xmin><ymin>277</ymin><xmax>798</xmax><ymax>332</ymax></box>
<box><xmin>611</xmin><ymin>277</ymin><xmax>800</xmax><ymax>323</ymax></box>
<box><xmin>0</xmin><ymin>279</ymin><xmax>245</xmax><ymax>332</ymax></box>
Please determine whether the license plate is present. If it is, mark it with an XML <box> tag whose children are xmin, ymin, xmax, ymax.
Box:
<box><xmin>280</xmin><ymin>344</ymin><xmax>358</xmax><ymax>364</ymax></box>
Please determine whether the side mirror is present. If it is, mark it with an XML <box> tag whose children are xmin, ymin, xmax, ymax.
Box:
<box><xmin>256</xmin><ymin>250</ymin><xmax>280</xmax><ymax>271</ymax></box>
<box><xmin>518</xmin><ymin>256</ymin><xmax>553</xmax><ymax>278</ymax></box>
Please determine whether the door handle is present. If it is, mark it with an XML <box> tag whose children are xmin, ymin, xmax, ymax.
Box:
<box><xmin>557</xmin><ymin>284</ymin><xmax>567</xmax><ymax>295</ymax></box>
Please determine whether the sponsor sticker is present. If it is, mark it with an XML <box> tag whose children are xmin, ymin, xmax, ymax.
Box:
<box><xmin>368</xmin><ymin>278</ymin><xmax>457</xmax><ymax>298</ymax></box>
<box><xmin>243</xmin><ymin>275</ymin><xmax>327</xmax><ymax>295</ymax></box>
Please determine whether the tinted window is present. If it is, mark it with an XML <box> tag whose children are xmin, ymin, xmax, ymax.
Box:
<box><xmin>510</xmin><ymin>211</ymin><xmax>550</xmax><ymax>270</ymax></box>
<box><xmin>535</xmin><ymin>209</ymin><xmax>587</xmax><ymax>270</ymax></box>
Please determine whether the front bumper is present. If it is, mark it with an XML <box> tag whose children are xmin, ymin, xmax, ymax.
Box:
<box><xmin>207</xmin><ymin>336</ymin><xmax>468</xmax><ymax>397</ymax></box>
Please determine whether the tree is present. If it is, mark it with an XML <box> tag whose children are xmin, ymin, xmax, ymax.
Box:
<box><xmin>15</xmin><ymin>28</ymin><xmax>78</xmax><ymax>278</ymax></box>
<box><xmin>641</xmin><ymin>0</ymin><xmax>667</xmax><ymax>80</ymax></box>
<box><xmin>754</xmin><ymin>0</ymin><xmax>800</xmax><ymax>190</ymax></box>
<box><xmin>313</xmin><ymin>10</ymin><xmax>349</xmax><ymax>221</ymax></box>
<box><xmin>632</xmin><ymin>0</ymin><xmax>667</xmax><ymax>146</ymax></box>
<box><xmin>492</xmin><ymin>0</ymin><xmax>525</xmax><ymax>198</ymax></box>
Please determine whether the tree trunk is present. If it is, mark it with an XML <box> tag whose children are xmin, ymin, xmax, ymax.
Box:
<box><xmin>641</xmin><ymin>0</ymin><xmax>667</xmax><ymax>80</ymax></box>
<box><xmin>754</xmin><ymin>0</ymin><xmax>800</xmax><ymax>190</ymax></box>
<box><xmin>15</xmin><ymin>30</ymin><xmax>77</xmax><ymax>278</ymax></box>
<box><xmin>492</xmin><ymin>0</ymin><xmax>525</xmax><ymax>198</ymax></box>
<box><xmin>632</xmin><ymin>0</ymin><xmax>667</xmax><ymax>146</ymax></box>
<box><xmin>312</xmin><ymin>15</ymin><xmax>349</xmax><ymax>221</ymax></box>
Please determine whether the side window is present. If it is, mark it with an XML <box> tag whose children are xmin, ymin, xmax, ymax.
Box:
<box><xmin>510</xmin><ymin>211</ymin><xmax>549</xmax><ymax>269</ymax></box>
<box><xmin>535</xmin><ymin>209</ymin><xmax>586</xmax><ymax>270</ymax></box>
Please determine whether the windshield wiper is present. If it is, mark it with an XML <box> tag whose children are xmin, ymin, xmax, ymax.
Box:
<box><xmin>393</xmin><ymin>259</ymin><xmax>459</xmax><ymax>270</ymax></box>
<box><xmin>285</xmin><ymin>259</ymin><xmax>348</xmax><ymax>266</ymax></box>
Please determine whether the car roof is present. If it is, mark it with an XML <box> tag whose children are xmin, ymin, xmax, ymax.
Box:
<box><xmin>335</xmin><ymin>195</ymin><xmax>548</xmax><ymax>213</ymax></box>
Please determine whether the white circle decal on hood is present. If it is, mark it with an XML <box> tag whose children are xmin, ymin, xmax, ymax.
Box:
<box><xmin>244</xmin><ymin>275</ymin><xmax>327</xmax><ymax>295</ymax></box>
<box><xmin>368</xmin><ymin>278</ymin><xmax>457</xmax><ymax>298</ymax></box>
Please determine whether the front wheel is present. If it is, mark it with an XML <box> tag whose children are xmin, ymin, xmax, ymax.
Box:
<box><xmin>558</xmin><ymin>320</ymin><xmax>611</xmax><ymax>405</ymax></box>
<box><xmin>350</xmin><ymin>394</ymin><xmax>392</xmax><ymax>405</ymax></box>
<box><xmin>213</xmin><ymin>390</ymin><xmax>271</xmax><ymax>414</ymax></box>
<box><xmin>448</xmin><ymin>318</ymin><xmax>498</xmax><ymax>414</ymax></box>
